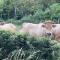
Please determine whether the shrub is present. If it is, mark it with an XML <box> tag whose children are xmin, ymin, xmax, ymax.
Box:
<box><xmin>33</xmin><ymin>9</ymin><xmax>45</xmax><ymax>21</ymax></box>
<box><xmin>20</xmin><ymin>15</ymin><xmax>35</xmax><ymax>23</ymax></box>
<box><xmin>0</xmin><ymin>30</ymin><xmax>29</xmax><ymax>60</ymax></box>
<box><xmin>45</xmin><ymin>3</ymin><xmax>60</xmax><ymax>21</ymax></box>
<box><xmin>0</xmin><ymin>30</ymin><xmax>60</xmax><ymax>60</ymax></box>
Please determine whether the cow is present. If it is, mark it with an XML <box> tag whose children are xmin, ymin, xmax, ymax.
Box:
<box><xmin>20</xmin><ymin>22</ymin><xmax>46</xmax><ymax>37</ymax></box>
<box><xmin>20</xmin><ymin>21</ymin><xmax>55</xmax><ymax>38</ymax></box>
<box><xmin>52</xmin><ymin>24</ymin><xmax>60</xmax><ymax>41</ymax></box>
<box><xmin>40</xmin><ymin>21</ymin><xmax>60</xmax><ymax>41</ymax></box>
<box><xmin>41</xmin><ymin>21</ymin><xmax>55</xmax><ymax>38</ymax></box>
<box><xmin>0</xmin><ymin>23</ymin><xmax>16</xmax><ymax>32</ymax></box>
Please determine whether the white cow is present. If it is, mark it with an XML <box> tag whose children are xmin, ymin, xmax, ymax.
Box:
<box><xmin>0</xmin><ymin>23</ymin><xmax>16</xmax><ymax>32</ymax></box>
<box><xmin>20</xmin><ymin>21</ymin><xmax>56</xmax><ymax>38</ymax></box>
<box><xmin>20</xmin><ymin>22</ymin><xmax>49</xmax><ymax>37</ymax></box>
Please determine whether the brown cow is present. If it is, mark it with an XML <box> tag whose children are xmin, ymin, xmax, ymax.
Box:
<box><xmin>20</xmin><ymin>21</ymin><xmax>55</xmax><ymax>38</ymax></box>
<box><xmin>42</xmin><ymin>21</ymin><xmax>55</xmax><ymax>35</ymax></box>
<box><xmin>42</xmin><ymin>21</ymin><xmax>60</xmax><ymax>41</ymax></box>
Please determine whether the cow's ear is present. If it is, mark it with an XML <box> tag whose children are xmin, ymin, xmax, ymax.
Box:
<box><xmin>42</xmin><ymin>24</ymin><xmax>45</xmax><ymax>27</ymax></box>
<box><xmin>52</xmin><ymin>24</ymin><xmax>56</xmax><ymax>28</ymax></box>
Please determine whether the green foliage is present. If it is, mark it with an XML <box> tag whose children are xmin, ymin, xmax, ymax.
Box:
<box><xmin>4</xmin><ymin>37</ymin><xmax>60</xmax><ymax>60</ymax></box>
<box><xmin>0</xmin><ymin>0</ymin><xmax>4</xmax><ymax>11</ymax></box>
<box><xmin>33</xmin><ymin>9</ymin><xmax>45</xmax><ymax>22</ymax></box>
<box><xmin>20</xmin><ymin>3</ymin><xmax>60</xmax><ymax>23</ymax></box>
<box><xmin>21</xmin><ymin>15</ymin><xmax>36</xmax><ymax>23</ymax></box>
<box><xmin>45</xmin><ymin>3</ymin><xmax>60</xmax><ymax>20</ymax></box>
<box><xmin>0</xmin><ymin>30</ymin><xmax>60</xmax><ymax>60</ymax></box>
<box><xmin>0</xmin><ymin>0</ymin><xmax>59</xmax><ymax>21</ymax></box>
<box><xmin>0</xmin><ymin>30</ymin><xmax>29</xmax><ymax>60</ymax></box>
<box><xmin>31</xmin><ymin>3</ymin><xmax>60</xmax><ymax>22</ymax></box>
<box><xmin>21</xmin><ymin>15</ymin><xmax>32</xmax><ymax>21</ymax></box>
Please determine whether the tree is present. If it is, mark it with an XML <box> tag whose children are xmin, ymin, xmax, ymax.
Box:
<box><xmin>45</xmin><ymin>3</ymin><xmax>60</xmax><ymax>22</ymax></box>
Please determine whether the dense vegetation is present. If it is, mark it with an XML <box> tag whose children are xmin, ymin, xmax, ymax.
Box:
<box><xmin>0</xmin><ymin>0</ymin><xmax>60</xmax><ymax>60</ymax></box>
<box><xmin>0</xmin><ymin>30</ymin><xmax>59</xmax><ymax>60</ymax></box>
<box><xmin>0</xmin><ymin>0</ymin><xmax>60</xmax><ymax>23</ymax></box>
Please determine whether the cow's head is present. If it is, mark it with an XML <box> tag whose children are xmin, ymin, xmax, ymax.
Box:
<box><xmin>41</xmin><ymin>21</ymin><xmax>56</xmax><ymax>37</ymax></box>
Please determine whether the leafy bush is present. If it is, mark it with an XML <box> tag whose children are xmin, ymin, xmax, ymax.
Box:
<box><xmin>33</xmin><ymin>9</ymin><xmax>45</xmax><ymax>20</ymax></box>
<box><xmin>27</xmin><ymin>3</ymin><xmax>60</xmax><ymax>23</ymax></box>
<box><xmin>0</xmin><ymin>30</ymin><xmax>60</xmax><ymax>60</ymax></box>
<box><xmin>0</xmin><ymin>30</ymin><xmax>29</xmax><ymax>60</ymax></box>
<box><xmin>21</xmin><ymin>15</ymin><xmax>33</xmax><ymax>22</ymax></box>
<box><xmin>45</xmin><ymin>3</ymin><xmax>60</xmax><ymax>22</ymax></box>
<box><xmin>4</xmin><ymin>37</ymin><xmax>60</xmax><ymax>60</ymax></box>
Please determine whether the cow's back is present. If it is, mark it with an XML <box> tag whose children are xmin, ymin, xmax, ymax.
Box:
<box><xmin>20</xmin><ymin>23</ymin><xmax>46</xmax><ymax>37</ymax></box>
<box><xmin>0</xmin><ymin>23</ymin><xmax>16</xmax><ymax>32</ymax></box>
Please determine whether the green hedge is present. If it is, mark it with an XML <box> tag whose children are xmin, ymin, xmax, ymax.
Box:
<box><xmin>0</xmin><ymin>30</ymin><xmax>60</xmax><ymax>60</ymax></box>
<box><xmin>0</xmin><ymin>30</ymin><xmax>30</xmax><ymax>60</ymax></box>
